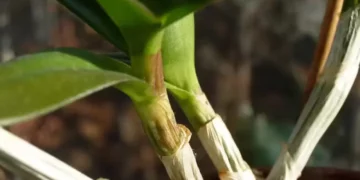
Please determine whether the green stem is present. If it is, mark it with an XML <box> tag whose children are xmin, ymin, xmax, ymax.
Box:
<box><xmin>127</xmin><ymin>29</ymin><xmax>185</xmax><ymax>155</ymax></box>
<box><xmin>131</xmin><ymin>51</ymin><xmax>166</xmax><ymax>96</ymax></box>
<box><xmin>124</xmin><ymin>27</ymin><xmax>203</xmax><ymax>179</ymax></box>
<box><xmin>176</xmin><ymin>92</ymin><xmax>215</xmax><ymax>131</ymax></box>
<box><xmin>127</xmin><ymin>28</ymin><xmax>165</xmax><ymax>85</ymax></box>
<box><xmin>171</xmin><ymin>89</ymin><xmax>255</xmax><ymax>179</ymax></box>
<box><xmin>163</xmin><ymin>14</ymin><xmax>254</xmax><ymax>179</ymax></box>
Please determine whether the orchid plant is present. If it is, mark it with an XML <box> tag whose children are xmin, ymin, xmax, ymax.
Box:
<box><xmin>0</xmin><ymin>0</ymin><xmax>254</xmax><ymax>179</ymax></box>
<box><xmin>1</xmin><ymin>0</ymin><xmax>360</xmax><ymax>180</ymax></box>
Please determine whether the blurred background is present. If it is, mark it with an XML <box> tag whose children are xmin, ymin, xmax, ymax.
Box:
<box><xmin>1</xmin><ymin>0</ymin><xmax>360</xmax><ymax>179</ymax></box>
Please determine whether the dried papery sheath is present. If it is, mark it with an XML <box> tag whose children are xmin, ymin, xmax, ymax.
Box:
<box><xmin>267</xmin><ymin>6</ymin><xmax>360</xmax><ymax>180</ymax></box>
<box><xmin>160</xmin><ymin>125</ymin><xmax>203</xmax><ymax>180</ymax></box>
<box><xmin>0</xmin><ymin>128</ymin><xmax>92</xmax><ymax>180</ymax></box>
<box><xmin>219</xmin><ymin>169</ymin><xmax>256</xmax><ymax>180</ymax></box>
<box><xmin>198</xmin><ymin>115</ymin><xmax>255</xmax><ymax>180</ymax></box>
<box><xmin>161</xmin><ymin>143</ymin><xmax>203</xmax><ymax>180</ymax></box>
<box><xmin>180</xmin><ymin>93</ymin><xmax>255</xmax><ymax>180</ymax></box>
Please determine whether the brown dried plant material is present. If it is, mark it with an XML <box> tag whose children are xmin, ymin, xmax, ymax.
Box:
<box><xmin>304</xmin><ymin>0</ymin><xmax>344</xmax><ymax>102</ymax></box>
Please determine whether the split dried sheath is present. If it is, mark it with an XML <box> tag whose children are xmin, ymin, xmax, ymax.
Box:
<box><xmin>131</xmin><ymin>78</ymin><xmax>203</xmax><ymax>180</ymax></box>
<box><xmin>178</xmin><ymin>93</ymin><xmax>255</xmax><ymax>180</ymax></box>
<box><xmin>133</xmin><ymin>95</ymin><xmax>203</xmax><ymax>180</ymax></box>
<box><xmin>267</xmin><ymin>6</ymin><xmax>360</xmax><ymax>180</ymax></box>
<box><xmin>0</xmin><ymin>128</ymin><xmax>92</xmax><ymax>180</ymax></box>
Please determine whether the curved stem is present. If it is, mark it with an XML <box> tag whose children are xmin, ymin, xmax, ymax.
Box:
<box><xmin>267</xmin><ymin>6</ymin><xmax>360</xmax><ymax>180</ymax></box>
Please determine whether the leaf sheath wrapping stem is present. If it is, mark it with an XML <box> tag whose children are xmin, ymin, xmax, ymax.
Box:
<box><xmin>134</xmin><ymin>96</ymin><xmax>184</xmax><ymax>156</ymax></box>
<box><xmin>131</xmin><ymin>52</ymin><xmax>165</xmax><ymax>96</ymax></box>
<box><xmin>133</xmin><ymin>95</ymin><xmax>203</xmax><ymax>179</ymax></box>
<box><xmin>162</xmin><ymin>13</ymin><xmax>254</xmax><ymax>179</ymax></box>
<box><xmin>176</xmin><ymin>92</ymin><xmax>216</xmax><ymax>130</ymax></box>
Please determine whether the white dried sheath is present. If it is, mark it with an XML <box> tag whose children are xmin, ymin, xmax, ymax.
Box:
<box><xmin>267</xmin><ymin>6</ymin><xmax>360</xmax><ymax>180</ymax></box>
<box><xmin>160</xmin><ymin>125</ymin><xmax>203</xmax><ymax>180</ymax></box>
<box><xmin>198</xmin><ymin>114</ymin><xmax>255</xmax><ymax>180</ymax></box>
<box><xmin>0</xmin><ymin>128</ymin><xmax>92</xmax><ymax>180</ymax></box>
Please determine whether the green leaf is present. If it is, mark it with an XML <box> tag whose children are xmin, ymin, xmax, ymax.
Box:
<box><xmin>159</xmin><ymin>1</ymin><xmax>211</xmax><ymax>27</ymax></box>
<box><xmin>162</xmin><ymin>14</ymin><xmax>201</xmax><ymax>98</ymax></box>
<box><xmin>102</xmin><ymin>52</ymin><xmax>130</xmax><ymax>64</ymax></box>
<box><xmin>56</xmin><ymin>0</ymin><xmax>215</xmax><ymax>61</ymax></box>
<box><xmin>0</xmin><ymin>70</ymin><xmax>129</xmax><ymax>126</ymax></box>
<box><xmin>0</xmin><ymin>48</ymin><xmax>132</xmax><ymax>79</ymax></box>
<box><xmin>57</xmin><ymin>0</ymin><xmax>128</xmax><ymax>52</ymax></box>
<box><xmin>0</xmin><ymin>48</ymin><xmax>152</xmax><ymax>126</ymax></box>
<box><xmin>96</xmin><ymin>0</ymin><xmax>163</xmax><ymax>55</ymax></box>
<box><xmin>96</xmin><ymin>0</ymin><xmax>212</xmax><ymax>27</ymax></box>
<box><xmin>97</xmin><ymin>0</ymin><xmax>160</xmax><ymax>27</ymax></box>
<box><xmin>95</xmin><ymin>0</ymin><xmax>214</xmax><ymax>55</ymax></box>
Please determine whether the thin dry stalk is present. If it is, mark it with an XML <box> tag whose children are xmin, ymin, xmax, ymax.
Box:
<box><xmin>304</xmin><ymin>0</ymin><xmax>344</xmax><ymax>102</ymax></box>
<box><xmin>267</xmin><ymin>6</ymin><xmax>360</xmax><ymax>180</ymax></box>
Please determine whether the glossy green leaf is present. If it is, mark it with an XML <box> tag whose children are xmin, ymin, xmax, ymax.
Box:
<box><xmin>159</xmin><ymin>1</ymin><xmax>211</xmax><ymax>27</ymax></box>
<box><xmin>0</xmin><ymin>48</ymin><xmax>132</xmax><ymax>79</ymax></box>
<box><xmin>97</xmin><ymin>0</ymin><xmax>213</xmax><ymax>26</ymax></box>
<box><xmin>0</xmin><ymin>48</ymin><xmax>153</xmax><ymax>125</ymax></box>
<box><xmin>96</xmin><ymin>0</ymin><xmax>214</xmax><ymax>55</ymax></box>
<box><xmin>162</xmin><ymin>14</ymin><xmax>201</xmax><ymax>99</ymax></box>
<box><xmin>96</xmin><ymin>0</ymin><xmax>163</xmax><ymax>55</ymax></box>
<box><xmin>102</xmin><ymin>52</ymin><xmax>130</xmax><ymax>64</ymax></box>
<box><xmin>57</xmin><ymin>0</ymin><xmax>128</xmax><ymax>52</ymax></box>
<box><xmin>0</xmin><ymin>70</ymin><xmax>130</xmax><ymax>126</ymax></box>
<box><xmin>97</xmin><ymin>0</ymin><xmax>160</xmax><ymax>27</ymax></box>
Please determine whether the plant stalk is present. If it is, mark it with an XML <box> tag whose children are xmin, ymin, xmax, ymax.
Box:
<box><xmin>266</xmin><ymin>6</ymin><xmax>360</xmax><ymax>180</ymax></box>
<box><xmin>0</xmin><ymin>128</ymin><xmax>92</xmax><ymax>180</ymax></box>
<box><xmin>176</xmin><ymin>92</ymin><xmax>255</xmax><ymax>180</ymax></box>
<box><xmin>163</xmin><ymin>14</ymin><xmax>255</xmax><ymax>180</ymax></box>
<box><xmin>129</xmin><ymin>29</ymin><xmax>203</xmax><ymax>179</ymax></box>
<box><xmin>133</xmin><ymin>95</ymin><xmax>203</xmax><ymax>180</ymax></box>
<box><xmin>303</xmin><ymin>0</ymin><xmax>344</xmax><ymax>102</ymax></box>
